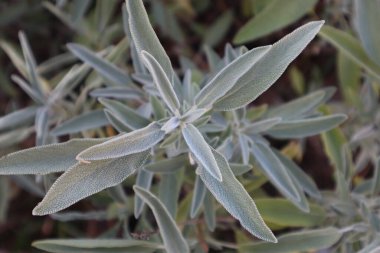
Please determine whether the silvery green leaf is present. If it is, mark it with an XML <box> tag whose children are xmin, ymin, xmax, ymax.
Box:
<box><xmin>190</xmin><ymin>175</ymin><xmax>206</xmax><ymax>218</ymax></box>
<box><xmin>372</xmin><ymin>158</ymin><xmax>380</xmax><ymax>195</ymax></box>
<box><xmin>99</xmin><ymin>98</ymin><xmax>150</xmax><ymax>130</ymax></box>
<box><xmin>141</xmin><ymin>51</ymin><xmax>180</xmax><ymax>115</ymax></box>
<box><xmin>134</xmin><ymin>169</ymin><xmax>154</xmax><ymax>218</ymax></box>
<box><xmin>182</xmin><ymin>70</ymin><xmax>196</xmax><ymax>105</ymax></box>
<box><xmin>144</xmin><ymin>155</ymin><xmax>187</xmax><ymax>173</ymax></box>
<box><xmin>70</xmin><ymin>0</ymin><xmax>91</xmax><ymax>25</ymax></box>
<box><xmin>32</xmin><ymin>239</ymin><xmax>162</xmax><ymax>253</ymax></box>
<box><xmin>203</xmin><ymin>45</ymin><xmax>222</xmax><ymax>72</ymax></box>
<box><xmin>224</xmin><ymin>44</ymin><xmax>238</xmax><ymax>63</ymax></box>
<box><xmin>161</xmin><ymin>117</ymin><xmax>180</xmax><ymax>134</ymax></box>
<box><xmin>251</xmin><ymin>142</ymin><xmax>301</xmax><ymax>205</ymax></box>
<box><xmin>67</xmin><ymin>43</ymin><xmax>133</xmax><ymax>86</ymax></box>
<box><xmin>18</xmin><ymin>31</ymin><xmax>45</xmax><ymax>96</ymax></box>
<box><xmin>51</xmin><ymin>210</ymin><xmax>108</xmax><ymax>222</ymax></box>
<box><xmin>126</xmin><ymin>0</ymin><xmax>173</xmax><ymax>79</ymax></box>
<box><xmin>215</xmin><ymin>21</ymin><xmax>324</xmax><ymax>110</ymax></box>
<box><xmin>234</xmin><ymin>0</ymin><xmax>317</xmax><ymax>44</ymax></box>
<box><xmin>198</xmin><ymin>147</ymin><xmax>276</xmax><ymax>242</ymax></box>
<box><xmin>51</xmin><ymin>110</ymin><xmax>109</xmax><ymax>136</ymax></box>
<box><xmin>238</xmin><ymin>227</ymin><xmax>342</xmax><ymax>253</ymax></box>
<box><xmin>0</xmin><ymin>40</ymin><xmax>27</xmax><ymax>77</ymax></box>
<box><xmin>243</xmin><ymin>117</ymin><xmax>282</xmax><ymax>135</ymax></box>
<box><xmin>274</xmin><ymin>150</ymin><xmax>321</xmax><ymax>199</ymax></box>
<box><xmin>77</xmin><ymin>122</ymin><xmax>165</xmax><ymax>161</ymax></box>
<box><xmin>354</xmin><ymin>0</ymin><xmax>380</xmax><ymax>66</ymax></box>
<box><xmin>0</xmin><ymin>128</ymin><xmax>31</xmax><ymax>148</ymax></box>
<box><xmin>203</xmin><ymin>10</ymin><xmax>233</xmax><ymax>47</ymax></box>
<box><xmin>0</xmin><ymin>106</ymin><xmax>38</xmax><ymax>131</ymax></box>
<box><xmin>267</xmin><ymin>114</ymin><xmax>347</xmax><ymax>139</ymax></box>
<box><xmin>104</xmin><ymin>110</ymin><xmax>130</xmax><ymax>133</ymax></box>
<box><xmin>182</xmin><ymin>123</ymin><xmax>222</xmax><ymax>181</ymax></box>
<box><xmin>230</xmin><ymin>163</ymin><xmax>253</xmax><ymax>176</ymax></box>
<box><xmin>37</xmin><ymin>52</ymin><xmax>77</xmax><ymax>75</ymax></box>
<box><xmin>35</xmin><ymin>107</ymin><xmax>49</xmax><ymax>146</ymax></box>
<box><xmin>150</xmin><ymin>96</ymin><xmax>166</xmax><ymax>120</ymax></box>
<box><xmin>0</xmin><ymin>139</ymin><xmax>105</xmax><ymax>175</ymax></box>
<box><xmin>265</xmin><ymin>89</ymin><xmax>327</xmax><ymax>120</ymax></box>
<box><xmin>10</xmin><ymin>175</ymin><xmax>45</xmax><ymax>197</ymax></box>
<box><xmin>238</xmin><ymin>134</ymin><xmax>250</xmax><ymax>165</ymax></box>
<box><xmin>133</xmin><ymin>186</ymin><xmax>190</xmax><ymax>253</ymax></box>
<box><xmin>90</xmin><ymin>87</ymin><xmax>142</xmax><ymax>100</ymax></box>
<box><xmin>181</xmin><ymin>108</ymin><xmax>208</xmax><ymax>124</ymax></box>
<box><xmin>195</xmin><ymin>45</ymin><xmax>271</xmax><ymax>109</ymax></box>
<box><xmin>33</xmin><ymin>151</ymin><xmax>149</xmax><ymax>215</ymax></box>
<box><xmin>11</xmin><ymin>75</ymin><xmax>45</xmax><ymax>104</ymax></box>
<box><xmin>158</xmin><ymin>170</ymin><xmax>183</xmax><ymax>218</ymax></box>
<box><xmin>203</xmin><ymin>190</ymin><xmax>216</xmax><ymax>232</ymax></box>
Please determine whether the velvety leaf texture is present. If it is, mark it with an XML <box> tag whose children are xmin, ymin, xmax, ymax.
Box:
<box><xmin>33</xmin><ymin>151</ymin><xmax>150</xmax><ymax>215</ymax></box>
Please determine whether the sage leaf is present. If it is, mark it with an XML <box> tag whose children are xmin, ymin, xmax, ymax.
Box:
<box><xmin>0</xmin><ymin>128</ymin><xmax>31</xmax><ymax>149</ymax></box>
<box><xmin>67</xmin><ymin>43</ymin><xmax>133</xmax><ymax>86</ymax></box>
<box><xmin>0</xmin><ymin>105</ymin><xmax>38</xmax><ymax>131</ymax></box>
<box><xmin>198</xmin><ymin>147</ymin><xmax>277</xmax><ymax>242</ymax></box>
<box><xmin>158</xmin><ymin>170</ymin><xmax>183</xmax><ymax>218</ymax></box>
<box><xmin>141</xmin><ymin>51</ymin><xmax>180</xmax><ymax>114</ymax></box>
<box><xmin>251</xmin><ymin>142</ymin><xmax>301</xmax><ymax>205</ymax></box>
<box><xmin>144</xmin><ymin>155</ymin><xmax>187</xmax><ymax>173</ymax></box>
<box><xmin>372</xmin><ymin>158</ymin><xmax>380</xmax><ymax>195</ymax></box>
<box><xmin>267</xmin><ymin>114</ymin><xmax>347</xmax><ymax>139</ymax></box>
<box><xmin>239</xmin><ymin>227</ymin><xmax>342</xmax><ymax>253</ymax></box>
<box><xmin>33</xmin><ymin>151</ymin><xmax>149</xmax><ymax>215</ymax></box>
<box><xmin>134</xmin><ymin>169</ymin><xmax>154</xmax><ymax>218</ymax></box>
<box><xmin>90</xmin><ymin>87</ymin><xmax>142</xmax><ymax>100</ymax></box>
<box><xmin>354</xmin><ymin>0</ymin><xmax>380</xmax><ymax>66</ymax></box>
<box><xmin>215</xmin><ymin>21</ymin><xmax>324</xmax><ymax>110</ymax></box>
<box><xmin>126</xmin><ymin>0</ymin><xmax>173</xmax><ymax>79</ymax></box>
<box><xmin>319</xmin><ymin>25</ymin><xmax>380</xmax><ymax>80</ymax></box>
<box><xmin>234</xmin><ymin>0</ymin><xmax>317</xmax><ymax>43</ymax></box>
<box><xmin>51</xmin><ymin>110</ymin><xmax>109</xmax><ymax>136</ymax></box>
<box><xmin>182</xmin><ymin>123</ymin><xmax>222</xmax><ymax>182</ymax></box>
<box><xmin>35</xmin><ymin>106</ymin><xmax>49</xmax><ymax>146</ymax></box>
<box><xmin>11</xmin><ymin>75</ymin><xmax>45</xmax><ymax>104</ymax></box>
<box><xmin>195</xmin><ymin>45</ymin><xmax>271</xmax><ymax>109</ymax></box>
<box><xmin>190</xmin><ymin>175</ymin><xmax>207</xmax><ymax>218</ymax></box>
<box><xmin>77</xmin><ymin>122</ymin><xmax>165</xmax><ymax>161</ymax></box>
<box><xmin>243</xmin><ymin>117</ymin><xmax>282</xmax><ymax>135</ymax></box>
<box><xmin>32</xmin><ymin>239</ymin><xmax>162</xmax><ymax>253</ymax></box>
<box><xmin>203</xmin><ymin>190</ymin><xmax>216</xmax><ymax>232</ymax></box>
<box><xmin>133</xmin><ymin>186</ymin><xmax>190</xmax><ymax>253</ymax></box>
<box><xmin>0</xmin><ymin>139</ymin><xmax>106</xmax><ymax>175</ymax></box>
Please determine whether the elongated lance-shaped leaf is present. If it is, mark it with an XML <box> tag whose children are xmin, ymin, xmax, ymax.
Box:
<box><xmin>11</xmin><ymin>75</ymin><xmax>45</xmax><ymax>104</ymax></box>
<box><xmin>267</xmin><ymin>114</ymin><xmax>347</xmax><ymax>139</ymax></box>
<box><xmin>32</xmin><ymin>239</ymin><xmax>163</xmax><ymax>253</ymax></box>
<box><xmin>18</xmin><ymin>31</ymin><xmax>45</xmax><ymax>96</ymax></box>
<box><xmin>35</xmin><ymin>107</ymin><xmax>49</xmax><ymax>146</ymax></box>
<box><xmin>243</xmin><ymin>117</ymin><xmax>282</xmax><ymax>135</ymax></box>
<box><xmin>134</xmin><ymin>169</ymin><xmax>154</xmax><ymax>218</ymax></box>
<box><xmin>190</xmin><ymin>174</ymin><xmax>206</xmax><ymax>218</ymax></box>
<box><xmin>51</xmin><ymin>110</ymin><xmax>109</xmax><ymax>136</ymax></box>
<box><xmin>239</xmin><ymin>227</ymin><xmax>342</xmax><ymax>253</ymax></box>
<box><xmin>67</xmin><ymin>43</ymin><xmax>133</xmax><ymax>87</ymax></box>
<box><xmin>0</xmin><ymin>106</ymin><xmax>38</xmax><ymax>131</ymax></box>
<box><xmin>251</xmin><ymin>142</ymin><xmax>301</xmax><ymax>205</ymax></box>
<box><xmin>99</xmin><ymin>98</ymin><xmax>151</xmax><ymax>130</ymax></box>
<box><xmin>0</xmin><ymin>128</ymin><xmax>31</xmax><ymax>149</ymax></box>
<box><xmin>372</xmin><ymin>158</ymin><xmax>380</xmax><ymax>195</ymax></box>
<box><xmin>133</xmin><ymin>186</ymin><xmax>190</xmax><ymax>253</ymax></box>
<box><xmin>158</xmin><ymin>170</ymin><xmax>183</xmax><ymax>218</ymax></box>
<box><xmin>273</xmin><ymin>150</ymin><xmax>322</xmax><ymax>199</ymax></box>
<box><xmin>90</xmin><ymin>87</ymin><xmax>142</xmax><ymax>100</ymax></box>
<box><xmin>215</xmin><ymin>21</ymin><xmax>324</xmax><ymax>110</ymax></box>
<box><xmin>198</xmin><ymin>147</ymin><xmax>276</xmax><ymax>242</ymax></box>
<box><xmin>0</xmin><ymin>139</ymin><xmax>106</xmax><ymax>175</ymax></box>
<box><xmin>354</xmin><ymin>0</ymin><xmax>380</xmax><ymax>66</ymax></box>
<box><xmin>77</xmin><ymin>122</ymin><xmax>165</xmax><ymax>161</ymax></box>
<box><xmin>0</xmin><ymin>40</ymin><xmax>27</xmax><ymax>77</ymax></box>
<box><xmin>182</xmin><ymin>123</ymin><xmax>222</xmax><ymax>181</ymax></box>
<box><xmin>319</xmin><ymin>26</ymin><xmax>380</xmax><ymax>81</ymax></box>
<box><xmin>203</xmin><ymin>190</ymin><xmax>216</xmax><ymax>231</ymax></box>
<box><xmin>265</xmin><ymin>89</ymin><xmax>327</xmax><ymax>120</ymax></box>
<box><xmin>144</xmin><ymin>155</ymin><xmax>188</xmax><ymax>173</ymax></box>
<box><xmin>33</xmin><ymin>151</ymin><xmax>150</xmax><ymax>215</ymax></box>
<box><xmin>195</xmin><ymin>45</ymin><xmax>271</xmax><ymax>109</ymax></box>
<box><xmin>234</xmin><ymin>0</ymin><xmax>317</xmax><ymax>44</ymax></box>
<box><xmin>141</xmin><ymin>51</ymin><xmax>180</xmax><ymax>115</ymax></box>
<box><xmin>126</xmin><ymin>0</ymin><xmax>173</xmax><ymax>79</ymax></box>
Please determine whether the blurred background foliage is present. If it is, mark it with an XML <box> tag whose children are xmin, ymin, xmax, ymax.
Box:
<box><xmin>1</xmin><ymin>0</ymin><xmax>380</xmax><ymax>252</ymax></box>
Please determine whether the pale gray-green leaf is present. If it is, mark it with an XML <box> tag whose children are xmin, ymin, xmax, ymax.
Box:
<box><xmin>67</xmin><ymin>43</ymin><xmax>132</xmax><ymax>86</ymax></box>
<box><xmin>239</xmin><ymin>227</ymin><xmax>342</xmax><ymax>253</ymax></box>
<box><xmin>243</xmin><ymin>117</ymin><xmax>282</xmax><ymax>135</ymax></box>
<box><xmin>182</xmin><ymin>123</ymin><xmax>222</xmax><ymax>181</ymax></box>
<box><xmin>126</xmin><ymin>0</ymin><xmax>173</xmax><ymax>79</ymax></box>
<box><xmin>195</xmin><ymin>45</ymin><xmax>271</xmax><ymax>109</ymax></box>
<box><xmin>51</xmin><ymin>110</ymin><xmax>109</xmax><ymax>136</ymax></box>
<box><xmin>90</xmin><ymin>87</ymin><xmax>142</xmax><ymax>100</ymax></box>
<box><xmin>267</xmin><ymin>114</ymin><xmax>347</xmax><ymax>139</ymax></box>
<box><xmin>77</xmin><ymin>122</ymin><xmax>165</xmax><ymax>161</ymax></box>
<box><xmin>0</xmin><ymin>139</ymin><xmax>106</xmax><ymax>175</ymax></box>
<box><xmin>0</xmin><ymin>106</ymin><xmax>38</xmax><ymax>131</ymax></box>
<box><xmin>141</xmin><ymin>51</ymin><xmax>180</xmax><ymax>114</ymax></box>
<box><xmin>215</xmin><ymin>21</ymin><xmax>324</xmax><ymax>110</ymax></box>
<box><xmin>198</xmin><ymin>147</ymin><xmax>276</xmax><ymax>242</ymax></box>
<box><xmin>134</xmin><ymin>169</ymin><xmax>154</xmax><ymax>218</ymax></box>
<box><xmin>133</xmin><ymin>186</ymin><xmax>190</xmax><ymax>253</ymax></box>
<box><xmin>32</xmin><ymin>239</ymin><xmax>162</xmax><ymax>253</ymax></box>
<box><xmin>190</xmin><ymin>175</ymin><xmax>206</xmax><ymax>218</ymax></box>
<box><xmin>144</xmin><ymin>155</ymin><xmax>187</xmax><ymax>173</ymax></box>
<box><xmin>33</xmin><ymin>151</ymin><xmax>149</xmax><ymax>215</ymax></box>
